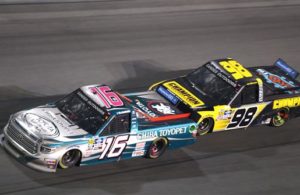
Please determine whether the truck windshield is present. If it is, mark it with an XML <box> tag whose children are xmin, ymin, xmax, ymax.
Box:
<box><xmin>56</xmin><ymin>91</ymin><xmax>107</xmax><ymax>134</ymax></box>
<box><xmin>186</xmin><ymin>66</ymin><xmax>237</xmax><ymax>104</ymax></box>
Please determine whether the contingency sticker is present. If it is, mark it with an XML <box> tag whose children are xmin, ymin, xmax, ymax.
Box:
<box><xmin>163</xmin><ymin>81</ymin><xmax>204</xmax><ymax>108</ymax></box>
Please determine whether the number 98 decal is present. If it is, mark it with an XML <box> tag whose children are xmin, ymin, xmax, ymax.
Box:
<box><xmin>227</xmin><ymin>107</ymin><xmax>257</xmax><ymax>129</ymax></box>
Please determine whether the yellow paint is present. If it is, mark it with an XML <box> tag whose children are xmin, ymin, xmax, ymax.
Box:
<box><xmin>256</xmin><ymin>78</ymin><xmax>263</xmax><ymax>85</ymax></box>
<box><xmin>219</xmin><ymin>60</ymin><xmax>252</xmax><ymax>80</ymax></box>
<box><xmin>163</xmin><ymin>81</ymin><xmax>204</xmax><ymax>108</ymax></box>
<box><xmin>197</xmin><ymin>103</ymin><xmax>269</xmax><ymax>132</ymax></box>
<box><xmin>246</xmin><ymin>82</ymin><xmax>257</xmax><ymax>85</ymax></box>
<box><xmin>197</xmin><ymin>105</ymin><xmax>231</xmax><ymax>131</ymax></box>
<box><xmin>88</xmin><ymin>139</ymin><xmax>94</xmax><ymax>145</ymax></box>
<box><xmin>273</xmin><ymin>97</ymin><xmax>300</xmax><ymax>109</ymax></box>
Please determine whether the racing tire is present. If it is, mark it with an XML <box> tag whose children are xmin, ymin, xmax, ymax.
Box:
<box><xmin>147</xmin><ymin>137</ymin><xmax>168</xmax><ymax>159</ymax></box>
<box><xmin>197</xmin><ymin>118</ymin><xmax>214</xmax><ymax>136</ymax></box>
<box><xmin>270</xmin><ymin>108</ymin><xmax>289</xmax><ymax>127</ymax></box>
<box><xmin>59</xmin><ymin>150</ymin><xmax>81</xmax><ymax>169</ymax></box>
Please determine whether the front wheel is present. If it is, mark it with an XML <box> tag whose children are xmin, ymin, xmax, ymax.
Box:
<box><xmin>59</xmin><ymin>150</ymin><xmax>81</xmax><ymax>169</ymax></box>
<box><xmin>270</xmin><ymin>108</ymin><xmax>289</xmax><ymax>127</ymax></box>
<box><xmin>197</xmin><ymin>118</ymin><xmax>214</xmax><ymax>135</ymax></box>
<box><xmin>146</xmin><ymin>137</ymin><xmax>168</xmax><ymax>159</ymax></box>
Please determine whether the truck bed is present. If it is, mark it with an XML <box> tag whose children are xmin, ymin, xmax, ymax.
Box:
<box><xmin>249</xmin><ymin>66</ymin><xmax>300</xmax><ymax>99</ymax></box>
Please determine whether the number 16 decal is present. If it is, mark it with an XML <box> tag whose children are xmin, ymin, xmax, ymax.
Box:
<box><xmin>99</xmin><ymin>135</ymin><xmax>129</xmax><ymax>159</ymax></box>
<box><xmin>90</xmin><ymin>86</ymin><xmax>124</xmax><ymax>108</ymax></box>
<box><xmin>227</xmin><ymin>107</ymin><xmax>257</xmax><ymax>129</ymax></box>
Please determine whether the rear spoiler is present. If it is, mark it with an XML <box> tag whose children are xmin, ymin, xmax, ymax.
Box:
<box><xmin>274</xmin><ymin>58</ymin><xmax>299</xmax><ymax>79</ymax></box>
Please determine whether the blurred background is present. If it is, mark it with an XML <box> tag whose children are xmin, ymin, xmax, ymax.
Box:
<box><xmin>1</xmin><ymin>0</ymin><xmax>300</xmax><ymax>97</ymax></box>
<box><xmin>0</xmin><ymin>0</ymin><xmax>300</xmax><ymax>194</ymax></box>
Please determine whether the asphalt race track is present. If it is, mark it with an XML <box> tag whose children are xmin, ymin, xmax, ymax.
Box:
<box><xmin>1</xmin><ymin>0</ymin><xmax>300</xmax><ymax>194</ymax></box>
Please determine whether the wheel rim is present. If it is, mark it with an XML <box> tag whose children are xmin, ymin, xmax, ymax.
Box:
<box><xmin>198</xmin><ymin>118</ymin><xmax>212</xmax><ymax>135</ymax></box>
<box><xmin>272</xmin><ymin>112</ymin><xmax>286</xmax><ymax>126</ymax></box>
<box><xmin>150</xmin><ymin>140</ymin><xmax>165</xmax><ymax>157</ymax></box>
<box><xmin>61</xmin><ymin>150</ymin><xmax>79</xmax><ymax>168</ymax></box>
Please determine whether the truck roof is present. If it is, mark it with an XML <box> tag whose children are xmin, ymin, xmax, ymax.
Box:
<box><xmin>249</xmin><ymin>65</ymin><xmax>300</xmax><ymax>95</ymax></box>
<box><xmin>80</xmin><ymin>84</ymin><xmax>191</xmax><ymax>123</ymax></box>
<box><xmin>208</xmin><ymin>58</ymin><xmax>259</xmax><ymax>87</ymax></box>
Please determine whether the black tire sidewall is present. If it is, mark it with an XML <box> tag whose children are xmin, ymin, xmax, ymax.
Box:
<box><xmin>59</xmin><ymin>150</ymin><xmax>81</xmax><ymax>169</ymax></box>
<box><xmin>198</xmin><ymin>118</ymin><xmax>214</xmax><ymax>135</ymax></box>
<box><xmin>270</xmin><ymin>108</ymin><xmax>289</xmax><ymax>127</ymax></box>
<box><xmin>147</xmin><ymin>138</ymin><xmax>168</xmax><ymax>159</ymax></box>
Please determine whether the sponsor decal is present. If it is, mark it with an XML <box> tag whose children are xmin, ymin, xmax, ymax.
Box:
<box><xmin>137</xmin><ymin>131</ymin><xmax>158</xmax><ymax>140</ymax></box>
<box><xmin>256</xmin><ymin>78</ymin><xmax>264</xmax><ymax>102</ymax></box>
<box><xmin>137</xmin><ymin>127</ymin><xmax>187</xmax><ymax>140</ymax></box>
<box><xmin>163</xmin><ymin>81</ymin><xmax>204</xmax><ymax>107</ymax></box>
<box><xmin>206</xmin><ymin>63</ymin><xmax>238</xmax><ymax>87</ymax></box>
<box><xmin>157</xmin><ymin>86</ymin><xmax>179</xmax><ymax>105</ymax></box>
<box><xmin>256</xmin><ymin>69</ymin><xmax>298</xmax><ymax>93</ymax></box>
<box><xmin>132</xmin><ymin>150</ymin><xmax>145</xmax><ymax>157</ymax></box>
<box><xmin>43</xmin><ymin>109</ymin><xmax>85</xmax><ymax>135</ymax></box>
<box><xmin>275</xmin><ymin>58</ymin><xmax>299</xmax><ymax>79</ymax></box>
<box><xmin>217</xmin><ymin>110</ymin><xmax>232</xmax><ymax>120</ymax></box>
<box><xmin>262</xmin><ymin>118</ymin><xmax>271</xmax><ymax>124</ymax></box>
<box><xmin>160</xmin><ymin>127</ymin><xmax>187</xmax><ymax>136</ymax></box>
<box><xmin>45</xmin><ymin>158</ymin><xmax>57</xmax><ymax>169</ymax></box>
<box><xmin>149</xmin><ymin>102</ymin><xmax>175</xmax><ymax>115</ymax></box>
<box><xmin>88</xmin><ymin>138</ymin><xmax>105</xmax><ymax>151</ymax></box>
<box><xmin>24</xmin><ymin>113</ymin><xmax>58</xmax><ymax>136</ymax></box>
<box><xmin>135</xmin><ymin>99</ymin><xmax>157</xmax><ymax>117</ymax></box>
<box><xmin>88</xmin><ymin>138</ymin><xmax>95</xmax><ymax>145</ymax></box>
<box><xmin>189</xmin><ymin>125</ymin><xmax>196</xmax><ymax>133</ymax></box>
<box><xmin>135</xmin><ymin>142</ymin><xmax>146</xmax><ymax>150</ymax></box>
<box><xmin>45</xmin><ymin>158</ymin><xmax>57</xmax><ymax>165</ymax></box>
<box><xmin>273</xmin><ymin>97</ymin><xmax>300</xmax><ymax>109</ymax></box>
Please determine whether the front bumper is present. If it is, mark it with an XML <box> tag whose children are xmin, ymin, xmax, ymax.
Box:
<box><xmin>1</xmin><ymin>125</ymin><xmax>59</xmax><ymax>173</ymax></box>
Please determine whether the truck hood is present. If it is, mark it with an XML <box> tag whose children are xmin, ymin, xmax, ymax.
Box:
<box><xmin>158</xmin><ymin>78</ymin><xmax>214</xmax><ymax>110</ymax></box>
<box><xmin>15</xmin><ymin>106</ymin><xmax>88</xmax><ymax>139</ymax></box>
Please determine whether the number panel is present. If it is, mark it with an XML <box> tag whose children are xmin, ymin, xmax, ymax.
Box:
<box><xmin>226</xmin><ymin>107</ymin><xmax>258</xmax><ymax>129</ymax></box>
<box><xmin>90</xmin><ymin>87</ymin><xmax>110</xmax><ymax>108</ymax></box>
<box><xmin>99</xmin><ymin>135</ymin><xmax>130</xmax><ymax>160</ymax></box>
<box><xmin>90</xmin><ymin>86</ymin><xmax>124</xmax><ymax>108</ymax></box>
<box><xmin>219</xmin><ymin>60</ymin><xmax>252</xmax><ymax>80</ymax></box>
<box><xmin>107</xmin><ymin>135</ymin><xmax>129</xmax><ymax>158</ymax></box>
<box><xmin>99</xmin><ymin>137</ymin><xmax>114</xmax><ymax>159</ymax></box>
<box><xmin>97</xmin><ymin>86</ymin><xmax>124</xmax><ymax>108</ymax></box>
<box><xmin>239</xmin><ymin>107</ymin><xmax>257</xmax><ymax>126</ymax></box>
<box><xmin>227</xmin><ymin>108</ymin><xmax>246</xmax><ymax>128</ymax></box>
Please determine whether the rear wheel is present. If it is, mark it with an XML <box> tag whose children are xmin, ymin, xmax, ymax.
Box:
<box><xmin>59</xmin><ymin>150</ymin><xmax>81</xmax><ymax>169</ymax></box>
<box><xmin>147</xmin><ymin>137</ymin><xmax>168</xmax><ymax>159</ymax></box>
<box><xmin>270</xmin><ymin>108</ymin><xmax>289</xmax><ymax>127</ymax></box>
<box><xmin>197</xmin><ymin>118</ymin><xmax>214</xmax><ymax>135</ymax></box>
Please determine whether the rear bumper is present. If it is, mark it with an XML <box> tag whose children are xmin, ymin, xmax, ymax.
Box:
<box><xmin>1</xmin><ymin>126</ymin><xmax>58</xmax><ymax>173</ymax></box>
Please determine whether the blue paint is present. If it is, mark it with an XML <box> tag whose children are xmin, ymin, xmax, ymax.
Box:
<box><xmin>275</xmin><ymin>58</ymin><xmax>299</xmax><ymax>79</ymax></box>
<box><xmin>157</xmin><ymin>86</ymin><xmax>179</xmax><ymax>105</ymax></box>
